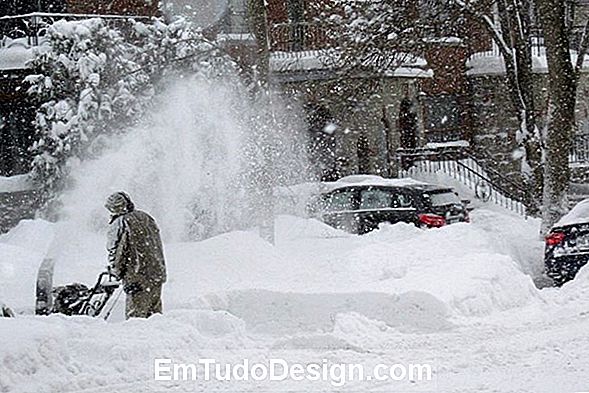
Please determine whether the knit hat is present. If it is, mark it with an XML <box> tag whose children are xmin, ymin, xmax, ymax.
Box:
<box><xmin>105</xmin><ymin>192</ymin><xmax>135</xmax><ymax>216</ymax></box>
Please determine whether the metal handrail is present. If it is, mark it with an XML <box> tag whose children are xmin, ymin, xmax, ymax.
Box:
<box><xmin>398</xmin><ymin>145</ymin><xmax>528</xmax><ymax>198</ymax></box>
<box><xmin>570</xmin><ymin>133</ymin><xmax>589</xmax><ymax>164</ymax></box>
<box><xmin>0</xmin><ymin>12</ymin><xmax>151</xmax><ymax>21</ymax></box>
<box><xmin>462</xmin><ymin>150</ymin><xmax>528</xmax><ymax>197</ymax></box>
<box><xmin>0</xmin><ymin>12</ymin><xmax>152</xmax><ymax>49</ymax></box>
<box><xmin>397</xmin><ymin>146</ymin><xmax>529</xmax><ymax>215</ymax></box>
<box><xmin>454</xmin><ymin>159</ymin><xmax>526</xmax><ymax>204</ymax></box>
<box><xmin>269</xmin><ymin>22</ymin><xmax>332</xmax><ymax>52</ymax></box>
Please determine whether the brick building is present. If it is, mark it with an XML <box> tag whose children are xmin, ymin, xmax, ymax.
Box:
<box><xmin>264</xmin><ymin>0</ymin><xmax>468</xmax><ymax>180</ymax></box>
<box><xmin>263</xmin><ymin>0</ymin><xmax>589</xmax><ymax>187</ymax></box>
<box><xmin>3</xmin><ymin>0</ymin><xmax>589</xmax><ymax>195</ymax></box>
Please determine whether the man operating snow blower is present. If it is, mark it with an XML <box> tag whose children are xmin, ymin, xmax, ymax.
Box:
<box><xmin>105</xmin><ymin>192</ymin><xmax>167</xmax><ymax>319</ymax></box>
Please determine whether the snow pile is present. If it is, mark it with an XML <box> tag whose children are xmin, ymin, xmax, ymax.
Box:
<box><xmin>0</xmin><ymin>309</ymin><xmax>252</xmax><ymax>393</ymax></box>
<box><xmin>550</xmin><ymin>263</ymin><xmax>589</xmax><ymax>309</ymax></box>
<box><xmin>0</xmin><ymin>220</ymin><xmax>56</xmax><ymax>312</ymax></box>
<box><xmin>0</xmin><ymin>207</ymin><xmax>544</xmax><ymax>318</ymax></box>
<box><xmin>201</xmin><ymin>289</ymin><xmax>453</xmax><ymax>337</ymax></box>
<box><xmin>341</xmin><ymin>218</ymin><xmax>541</xmax><ymax>316</ymax></box>
<box><xmin>424</xmin><ymin>140</ymin><xmax>470</xmax><ymax>149</ymax></box>
<box><xmin>467</xmin><ymin>49</ymin><xmax>589</xmax><ymax>76</ymax></box>
<box><xmin>270</xmin><ymin>50</ymin><xmax>433</xmax><ymax>78</ymax></box>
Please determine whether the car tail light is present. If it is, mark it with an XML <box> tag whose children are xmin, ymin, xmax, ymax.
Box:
<box><xmin>545</xmin><ymin>232</ymin><xmax>565</xmax><ymax>246</ymax></box>
<box><xmin>418</xmin><ymin>214</ymin><xmax>446</xmax><ymax>228</ymax></box>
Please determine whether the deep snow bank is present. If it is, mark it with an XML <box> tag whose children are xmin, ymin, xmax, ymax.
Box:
<box><xmin>0</xmin><ymin>220</ymin><xmax>57</xmax><ymax>312</ymax></box>
<box><xmin>274</xmin><ymin>212</ymin><xmax>543</xmax><ymax>317</ymax></box>
<box><xmin>0</xmin><ymin>206</ymin><xmax>544</xmax><ymax>319</ymax></box>
<box><xmin>2</xmin><ymin>206</ymin><xmax>584</xmax><ymax>393</ymax></box>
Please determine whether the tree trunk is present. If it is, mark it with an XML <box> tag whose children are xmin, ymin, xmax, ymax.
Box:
<box><xmin>536</xmin><ymin>0</ymin><xmax>577</xmax><ymax>233</ymax></box>
<box><xmin>247</xmin><ymin>0</ymin><xmax>270</xmax><ymax>84</ymax></box>
<box><xmin>496</xmin><ymin>0</ymin><xmax>543</xmax><ymax>213</ymax></box>
<box><xmin>247</xmin><ymin>0</ymin><xmax>275</xmax><ymax>244</ymax></box>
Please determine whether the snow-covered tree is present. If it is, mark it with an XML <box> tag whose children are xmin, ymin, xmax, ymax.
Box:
<box><xmin>26</xmin><ymin>17</ymin><xmax>234</xmax><ymax>211</ymax></box>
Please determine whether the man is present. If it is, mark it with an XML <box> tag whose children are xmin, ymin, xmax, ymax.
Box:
<box><xmin>105</xmin><ymin>192</ymin><xmax>167</xmax><ymax>319</ymax></box>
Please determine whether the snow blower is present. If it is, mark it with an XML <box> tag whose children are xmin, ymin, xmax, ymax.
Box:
<box><xmin>35</xmin><ymin>258</ymin><xmax>121</xmax><ymax>319</ymax></box>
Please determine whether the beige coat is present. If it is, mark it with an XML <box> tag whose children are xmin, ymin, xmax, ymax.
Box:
<box><xmin>107</xmin><ymin>210</ymin><xmax>167</xmax><ymax>291</ymax></box>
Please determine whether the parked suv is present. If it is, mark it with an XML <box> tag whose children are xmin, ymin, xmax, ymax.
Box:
<box><xmin>313</xmin><ymin>177</ymin><xmax>469</xmax><ymax>234</ymax></box>
<box><xmin>544</xmin><ymin>198</ymin><xmax>589</xmax><ymax>286</ymax></box>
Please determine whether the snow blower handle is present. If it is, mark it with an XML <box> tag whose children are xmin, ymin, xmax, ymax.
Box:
<box><xmin>103</xmin><ymin>287</ymin><xmax>123</xmax><ymax>321</ymax></box>
<box><xmin>107</xmin><ymin>265</ymin><xmax>119</xmax><ymax>282</ymax></box>
<box><xmin>101</xmin><ymin>266</ymin><xmax>123</xmax><ymax>321</ymax></box>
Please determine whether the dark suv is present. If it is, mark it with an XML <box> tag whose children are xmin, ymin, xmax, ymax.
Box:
<box><xmin>544</xmin><ymin>199</ymin><xmax>589</xmax><ymax>286</ymax></box>
<box><xmin>313</xmin><ymin>180</ymin><xmax>469</xmax><ymax>234</ymax></box>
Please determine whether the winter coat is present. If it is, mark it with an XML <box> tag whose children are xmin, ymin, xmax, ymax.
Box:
<box><xmin>107</xmin><ymin>209</ymin><xmax>167</xmax><ymax>292</ymax></box>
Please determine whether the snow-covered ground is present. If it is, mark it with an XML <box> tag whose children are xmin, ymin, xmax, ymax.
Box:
<box><xmin>2</xmin><ymin>206</ymin><xmax>589</xmax><ymax>392</ymax></box>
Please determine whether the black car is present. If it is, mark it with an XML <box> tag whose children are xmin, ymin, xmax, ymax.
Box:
<box><xmin>313</xmin><ymin>179</ymin><xmax>469</xmax><ymax>234</ymax></box>
<box><xmin>544</xmin><ymin>199</ymin><xmax>589</xmax><ymax>286</ymax></box>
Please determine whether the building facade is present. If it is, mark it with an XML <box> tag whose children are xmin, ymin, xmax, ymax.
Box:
<box><xmin>263</xmin><ymin>0</ymin><xmax>589</xmax><ymax>188</ymax></box>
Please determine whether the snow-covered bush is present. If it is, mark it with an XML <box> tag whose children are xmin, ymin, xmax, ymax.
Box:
<box><xmin>25</xmin><ymin>17</ymin><xmax>234</xmax><ymax>211</ymax></box>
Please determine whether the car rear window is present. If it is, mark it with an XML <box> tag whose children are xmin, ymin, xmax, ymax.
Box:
<box><xmin>427</xmin><ymin>191</ymin><xmax>461</xmax><ymax>206</ymax></box>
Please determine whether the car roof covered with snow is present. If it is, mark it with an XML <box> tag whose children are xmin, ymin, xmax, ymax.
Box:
<box><xmin>554</xmin><ymin>198</ymin><xmax>589</xmax><ymax>228</ymax></box>
<box><xmin>322</xmin><ymin>175</ymin><xmax>452</xmax><ymax>193</ymax></box>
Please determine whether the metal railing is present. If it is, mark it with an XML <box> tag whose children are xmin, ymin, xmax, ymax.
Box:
<box><xmin>0</xmin><ymin>12</ymin><xmax>151</xmax><ymax>49</ymax></box>
<box><xmin>397</xmin><ymin>145</ymin><xmax>529</xmax><ymax>216</ymax></box>
<box><xmin>269</xmin><ymin>22</ymin><xmax>332</xmax><ymax>52</ymax></box>
<box><xmin>570</xmin><ymin>133</ymin><xmax>589</xmax><ymax>165</ymax></box>
<box><xmin>468</xmin><ymin>25</ymin><xmax>586</xmax><ymax>59</ymax></box>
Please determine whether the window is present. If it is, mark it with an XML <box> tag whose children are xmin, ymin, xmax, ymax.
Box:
<box><xmin>287</xmin><ymin>0</ymin><xmax>305</xmax><ymax>23</ymax></box>
<box><xmin>359</xmin><ymin>189</ymin><xmax>415</xmax><ymax>210</ymax></box>
<box><xmin>422</xmin><ymin>95</ymin><xmax>463</xmax><ymax>143</ymax></box>
<box><xmin>325</xmin><ymin>190</ymin><xmax>355</xmax><ymax>212</ymax></box>
<box><xmin>423</xmin><ymin>95</ymin><xmax>461</xmax><ymax>132</ymax></box>
<box><xmin>226</xmin><ymin>0</ymin><xmax>248</xmax><ymax>34</ymax></box>
<box><xmin>393</xmin><ymin>193</ymin><xmax>414</xmax><ymax>208</ymax></box>
<box><xmin>427</xmin><ymin>191</ymin><xmax>461</xmax><ymax>207</ymax></box>
<box><xmin>360</xmin><ymin>189</ymin><xmax>392</xmax><ymax>210</ymax></box>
